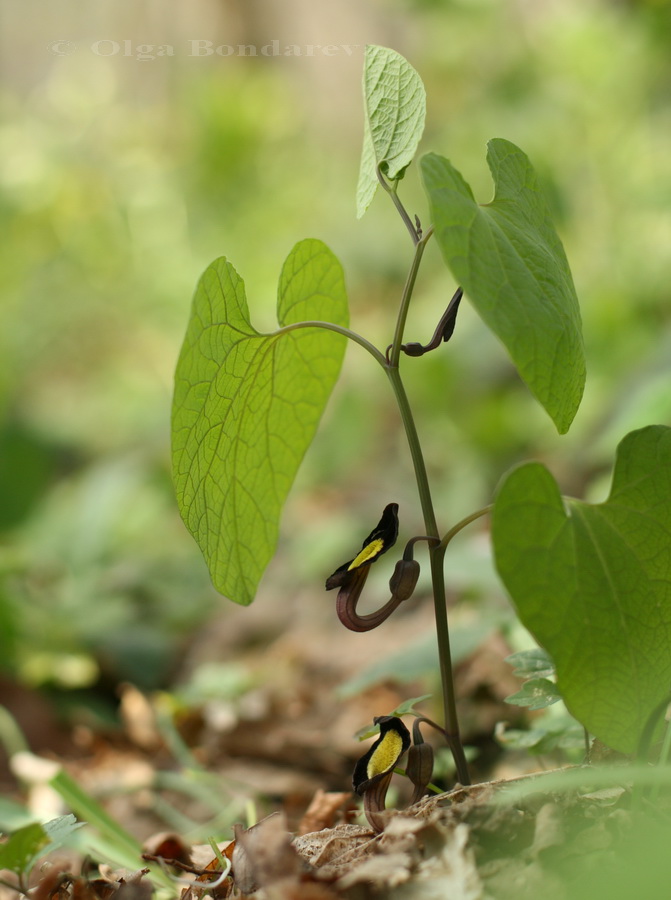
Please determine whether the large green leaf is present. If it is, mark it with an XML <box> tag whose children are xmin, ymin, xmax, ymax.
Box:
<box><xmin>356</xmin><ymin>45</ymin><xmax>426</xmax><ymax>218</ymax></box>
<box><xmin>421</xmin><ymin>140</ymin><xmax>585</xmax><ymax>434</ymax></box>
<box><xmin>172</xmin><ymin>239</ymin><xmax>348</xmax><ymax>605</ymax></box>
<box><xmin>492</xmin><ymin>425</ymin><xmax>671</xmax><ymax>753</ymax></box>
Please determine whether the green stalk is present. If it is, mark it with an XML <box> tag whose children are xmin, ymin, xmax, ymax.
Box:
<box><xmin>382</xmin><ymin>208</ymin><xmax>469</xmax><ymax>784</ymax></box>
<box><xmin>274</xmin><ymin>320</ymin><xmax>387</xmax><ymax>368</ymax></box>
<box><xmin>375</xmin><ymin>173</ymin><xmax>472</xmax><ymax>783</ymax></box>
<box><xmin>388</xmin><ymin>233</ymin><xmax>431</xmax><ymax>369</ymax></box>
<box><xmin>385</xmin><ymin>366</ymin><xmax>470</xmax><ymax>785</ymax></box>
<box><xmin>377</xmin><ymin>169</ymin><xmax>420</xmax><ymax>245</ymax></box>
<box><xmin>437</xmin><ymin>506</ymin><xmax>492</xmax><ymax>554</ymax></box>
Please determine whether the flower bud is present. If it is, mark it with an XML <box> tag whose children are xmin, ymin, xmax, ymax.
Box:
<box><xmin>407</xmin><ymin>741</ymin><xmax>434</xmax><ymax>804</ymax></box>
<box><xmin>388</xmin><ymin>558</ymin><xmax>420</xmax><ymax>601</ymax></box>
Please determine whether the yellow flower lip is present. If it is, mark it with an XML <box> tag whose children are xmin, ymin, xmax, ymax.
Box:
<box><xmin>352</xmin><ymin>715</ymin><xmax>411</xmax><ymax>795</ymax></box>
<box><xmin>325</xmin><ymin>503</ymin><xmax>399</xmax><ymax>590</ymax></box>
<box><xmin>365</xmin><ymin>727</ymin><xmax>405</xmax><ymax>779</ymax></box>
<box><xmin>348</xmin><ymin>538</ymin><xmax>385</xmax><ymax>571</ymax></box>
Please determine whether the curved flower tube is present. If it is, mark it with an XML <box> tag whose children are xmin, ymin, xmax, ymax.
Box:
<box><xmin>326</xmin><ymin>503</ymin><xmax>400</xmax><ymax>632</ymax></box>
<box><xmin>353</xmin><ymin>715</ymin><xmax>441</xmax><ymax>832</ymax></box>
<box><xmin>326</xmin><ymin>506</ymin><xmax>439</xmax><ymax>632</ymax></box>
<box><xmin>335</xmin><ymin>567</ymin><xmax>406</xmax><ymax>632</ymax></box>
<box><xmin>353</xmin><ymin>716</ymin><xmax>411</xmax><ymax>833</ymax></box>
<box><xmin>326</xmin><ymin>503</ymin><xmax>438</xmax><ymax>632</ymax></box>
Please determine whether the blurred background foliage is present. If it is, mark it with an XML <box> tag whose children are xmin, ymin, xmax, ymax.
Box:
<box><xmin>0</xmin><ymin>0</ymin><xmax>670</xmax><ymax>721</ymax></box>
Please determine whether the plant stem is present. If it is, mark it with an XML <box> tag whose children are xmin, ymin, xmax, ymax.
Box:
<box><xmin>385</xmin><ymin>367</ymin><xmax>437</xmax><ymax>533</ymax></box>
<box><xmin>380</xmin><ymin>174</ymin><xmax>470</xmax><ymax>784</ymax></box>
<box><xmin>437</xmin><ymin>506</ymin><xmax>492</xmax><ymax>554</ymax></box>
<box><xmin>377</xmin><ymin>168</ymin><xmax>419</xmax><ymax>244</ymax></box>
<box><xmin>429</xmin><ymin>545</ymin><xmax>470</xmax><ymax>784</ymax></box>
<box><xmin>274</xmin><ymin>320</ymin><xmax>387</xmax><ymax>368</ymax></box>
<box><xmin>385</xmin><ymin>366</ymin><xmax>470</xmax><ymax>785</ymax></box>
<box><xmin>388</xmin><ymin>230</ymin><xmax>433</xmax><ymax>369</ymax></box>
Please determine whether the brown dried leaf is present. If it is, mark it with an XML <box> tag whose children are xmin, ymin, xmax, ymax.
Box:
<box><xmin>96</xmin><ymin>867</ymin><xmax>150</xmax><ymax>885</ymax></box>
<box><xmin>292</xmin><ymin>824</ymin><xmax>374</xmax><ymax>873</ymax></box>
<box><xmin>382</xmin><ymin>823</ymin><xmax>483</xmax><ymax>900</ymax></box>
<box><xmin>118</xmin><ymin>684</ymin><xmax>161</xmax><ymax>751</ymax></box>
<box><xmin>232</xmin><ymin>813</ymin><xmax>300</xmax><ymax>894</ymax></box>
<box><xmin>178</xmin><ymin>854</ymin><xmax>231</xmax><ymax>900</ymax></box>
<box><xmin>190</xmin><ymin>841</ymin><xmax>235</xmax><ymax>871</ymax></box>
<box><xmin>297</xmin><ymin>790</ymin><xmax>352</xmax><ymax>836</ymax></box>
<box><xmin>529</xmin><ymin>803</ymin><xmax>565</xmax><ymax>858</ymax></box>
<box><xmin>142</xmin><ymin>832</ymin><xmax>193</xmax><ymax>866</ymax></box>
<box><xmin>336</xmin><ymin>851</ymin><xmax>414</xmax><ymax>891</ymax></box>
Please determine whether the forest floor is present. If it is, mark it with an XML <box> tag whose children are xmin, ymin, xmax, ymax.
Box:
<box><xmin>0</xmin><ymin>589</ymin><xmax>660</xmax><ymax>899</ymax></box>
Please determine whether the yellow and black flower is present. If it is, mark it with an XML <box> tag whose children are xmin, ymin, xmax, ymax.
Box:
<box><xmin>352</xmin><ymin>715</ymin><xmax>411</xmax><ymax>795</ymax></box>
<box><xmin>325</xmin><ymin>502</ymin><xmax>399</xmax><ymax>591</ymax></box>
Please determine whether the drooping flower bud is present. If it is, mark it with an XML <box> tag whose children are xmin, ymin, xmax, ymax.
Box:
<box><xmin>388</xmin><ymin>558</ymin><xmax>420</xmax><ymax>601</ymax></box>
<box><xmin>406</xmin><ymin>741</ymin><xmax>435</xmax><ymax>804</ymax></box>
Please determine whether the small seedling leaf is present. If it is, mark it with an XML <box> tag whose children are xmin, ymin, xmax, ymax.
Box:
<box><xmin>356</xmin><ymin>45</ymin><xmax>426</xmax><ymax>218</ymax></box>
<box><xmin>505</xmin><ymin>647</ymin><xmax>556</xmax><ymax>680</ymax></box>
<box><xmin>355</xmin><ymin>723</ymin><xmax>381</xmax><ymax>742</ymax></box>
<box><xmin>493</xmin><ymin>425</ymin><xmax>671</xmax><ymax>754</ymax></box>
<box><xmin>421</xmin><ymin>141</ymin><xmax>585</xmax><ymax>434</ymax></box>
<box><xmin>0</xmin><ymin>822</ymin><xmax>48</xmax><ymax>875</ymax></box>
<box><xmin>505</xmin><ymin>677</ymin><xmax>562</xmax><ymax>710</ymax></box>
<box><xmin>172</xmin><ymin>239</ymin><xmax>348</xmax><ymax>605</ymax></box>
<box><xmin>354</xmin><ymin>696</ymin><xmax>431</xmax><ymax>741</ymax></box>
<box><xmin>42</xmin><ymin>814</ymin><xmax>85</xmax><ymax>848</ymax></box>
<box><xmin>391</xmin><ymin>694</ymin><xmax>433</xmax><ymax>717</ymax></box>
<box><xmin>497</xmin><ymin>720</ymin><xmax>586</xmax><ymax>754</ymax></box>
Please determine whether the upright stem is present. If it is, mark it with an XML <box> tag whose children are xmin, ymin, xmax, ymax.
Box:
<box><xmin>388</xmin><ymin>229</ymin><xmax>432</xmax><ymax>369</ymax></box>
<box><xmin>377</xmin><ymin>168</ymin><xmax>419</xmax><ymax>245</ymax></box>
<box><xmin>377</xmin><ymin>172</ymin><xmax>470</xmax><ymax>785</ymax></box>
<box><xmin>385</xmin><ymin>366</ymin><xmax>470</xmax><ymax>785</ymax></box>
<box><xmin>385</xmin><ymin>368</ymin><xmax>436</xmax><ymax>533</ymax></box>
<box><xmin>427</xmin><ymin>546</ymin><xmax>470</xmax><ymax>784</ymax></box>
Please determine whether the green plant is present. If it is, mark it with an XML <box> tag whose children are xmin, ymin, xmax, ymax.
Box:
<box><xmin>0</xmin><ymin>815</ymin><xmax>84</xmax><ymax>895</ymax></box>
<box><xmin>0</xmin><ymin>698</ymin><xmax>248</xmax><ymax>896</ymax></box>
<box><xmin>170</xmin><ymin>44</ymin><xmax>671</xmax><ymax>798</ymax></box>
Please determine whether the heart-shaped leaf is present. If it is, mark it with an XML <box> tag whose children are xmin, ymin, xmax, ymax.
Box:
<box><xmin>421</xmin><ymin>140</ymin><xmax>585</xmax><ymax>434</ymax></box>
<box><xmin>172</xmin><ymin>239</ymin><xmax>348</xmax><ymax>605</ymax></box>
<box><xmin>492</xmin><ymin>425</ymin><xmax>671</xmax><ymax>753</ymax></box>
<box><xmin>356</xmin><ymin>45</ymin><xmax>426</xmax><ymax>218</ymax></box>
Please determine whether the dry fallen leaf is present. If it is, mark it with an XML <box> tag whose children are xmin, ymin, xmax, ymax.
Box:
<box><xmin>297</xmin><ymin>790</ymin><xmax>352</xmax><ymax>836</ymax></box>
<box><xmin>142</xmin><ymin>832</ymin><xmax>193</xmax><ymax>867</ymax></box>
<box><xmin>232</xmin><ymin>813</ymin><xmax>300</xmax><ymax>894</ymax></box>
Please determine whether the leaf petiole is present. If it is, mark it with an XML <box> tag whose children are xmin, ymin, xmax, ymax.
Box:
<box><xmin>437</xmin><ymin>506</ymin><xmax>492</xmax><ymax>554</ymax></box>
<box><xmin>274</xmin><ymin>320</ymin><xmax>387</xmax><ymax>368</ymax></box>
<box><xmin>376</xmin><ymin>165</ymin><xmax>420</xmax><ymax>244</ymax></box>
